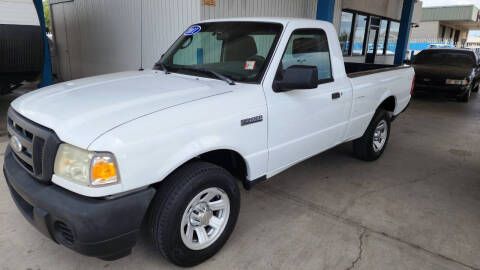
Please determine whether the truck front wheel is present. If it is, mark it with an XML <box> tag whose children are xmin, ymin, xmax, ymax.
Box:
<box><xmin>148</xmin><ymin>161</ymin><xmax>240</xmax><ymax>267</ymax></box>
<box><xmin>353</xmin><ymin>109</ymin><xmax>391</xmax><ymax>161</ymax></box>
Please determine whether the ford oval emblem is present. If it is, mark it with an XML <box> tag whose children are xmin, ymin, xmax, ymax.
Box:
<box><xmin>10</xmin><ymin>136</ymin><xmax>22</xmax><ymax>153</ymax></box>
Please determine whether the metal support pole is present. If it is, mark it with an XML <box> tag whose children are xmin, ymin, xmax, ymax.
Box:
<box><xmin>33</xmin><ymin>0</ymin><xmax>53</xmax><ymax>87</ymax></box>
<box><xmin>316</xmin><ymin>0</ymin><xmax>335</xmax><ymax>22</ymax></box>
<box><xmin>394</xmin><ymin>0</ymin><xmax>415</xmax><ymax>65</ymax></box>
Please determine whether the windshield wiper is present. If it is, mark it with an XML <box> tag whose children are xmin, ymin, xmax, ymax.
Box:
<box><xmin>154</xmin><ymin>62</ymin><xmax>170</xmax><ymax>74</ymax></box>
<box><xmin>178</xmin><ymin>66</ymin><xmax>235</xmax><ymax>85</ymax></box>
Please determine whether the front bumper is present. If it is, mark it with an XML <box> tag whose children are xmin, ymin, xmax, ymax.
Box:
<box><xmin>3</xmin><ymin>146</ymin><xmax>155</xmax><ymax>260</ymax></box>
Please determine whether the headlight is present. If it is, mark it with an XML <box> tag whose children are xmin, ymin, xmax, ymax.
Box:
<box><xmin>445</xmin><ymin>79</ymin><xmax>468</xmax><ymax>85</ymax></box>
<box><xmin>54</xmin><ymin>144</ymin><xmax>120</xmax><ymax>186</ymax></box>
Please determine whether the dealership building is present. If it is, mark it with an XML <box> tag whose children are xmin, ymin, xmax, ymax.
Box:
<box><xmin>47</xmin><ymin>0</ymin><xmax>417</xmax><ymax>81</ymax></box>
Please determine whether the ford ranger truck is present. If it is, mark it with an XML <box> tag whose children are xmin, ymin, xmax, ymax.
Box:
<box><xmin>4</xmin><ymin>18</ymin><xmax>414</xmax><ymax>267</ymax></box>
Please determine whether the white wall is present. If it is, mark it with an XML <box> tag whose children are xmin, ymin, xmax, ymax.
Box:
<box><xmin>411</xmin><ymin>21</ymin><xmax>440</xmax><ymax>40</ymax></box>
<box><xmin>142</xmin><ymin>0</ymin><xmax>201</xmax><ymax>69</ymax></box>
<box><xmin>50</xmin><ymin>0</ymin><xmax>200</xmax><ymax>79</ymax></box>
<box><xmin>333</xmin><ymin>0</ymin><xmax>343</xmax><ymax>32</ymax></box>
<box><xmin>342</xmin><ymin>0</ymin><xmax>402</xmax><ymax>20</ymax></box>
<box><xmin>0</xmin><ymin>0</ymin><xmax>39</xmax><ymax>26</ymax></box>
<box><xmin>200</xmin><ymin>0</ymin><xmax>317</xmax><ymax>20</ymax></box>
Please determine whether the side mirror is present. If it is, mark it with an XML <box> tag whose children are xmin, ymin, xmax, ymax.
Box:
<box><xmin>273</xmin><ymin>65</ymin><xmax>318</xmax><ymax>92</ymax></box>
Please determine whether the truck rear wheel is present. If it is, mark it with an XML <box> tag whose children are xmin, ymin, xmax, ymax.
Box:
<box><xmin>353</xmin><ymin>109</ymin><xmax>391</xmax><ymax>161</ymax></box>
<box><xmin>148</xmin><ymin>161</ymin><xmax>240</xmax><ymax>267</ymax></box>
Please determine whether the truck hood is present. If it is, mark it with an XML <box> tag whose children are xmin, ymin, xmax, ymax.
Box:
<box><xmin>11</xmin><ymin>71</ymin><xmax>232</xmax><ymax>148</ymax></box>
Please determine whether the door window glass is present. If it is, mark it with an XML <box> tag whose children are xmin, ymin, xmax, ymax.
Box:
<box><xmin>281</xmin><ymin>29</ymin><xmax>332</xmax><ymax>82</ymax></box>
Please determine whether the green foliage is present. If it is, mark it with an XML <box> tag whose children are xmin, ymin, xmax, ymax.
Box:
<box><xmin>42</xmin><ymin>0</ymin><xmax>51</xmax><ymax>32</ymax></box>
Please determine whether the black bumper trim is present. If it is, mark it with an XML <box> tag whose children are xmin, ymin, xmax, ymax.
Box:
<box><xmin>414</xmin><ymin>84</ymin><xmax>468</xmax><ymax>97</ymax></box>
<box><xmin>3</xmin><ymin>147</ymin><xmax>156</xmax><ymax>260</ymax></box>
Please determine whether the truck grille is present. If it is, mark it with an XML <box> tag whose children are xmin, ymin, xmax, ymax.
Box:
<box><xmin>7</xmin><ymin>108</ymin><xmax>61</xmax><ymax>183</ymax></box>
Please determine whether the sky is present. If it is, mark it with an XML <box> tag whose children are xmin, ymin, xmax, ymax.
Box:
<box><xmin>422</xmin><ymin>0</ymin><xmax>480</xmax><ymax>8</ymax></box>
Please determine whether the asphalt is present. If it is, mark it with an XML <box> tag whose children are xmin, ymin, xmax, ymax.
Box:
<box><xmin>0</xmin><ymin>90</ymin><xmax>479</xmax><ymax>270</ymax></box>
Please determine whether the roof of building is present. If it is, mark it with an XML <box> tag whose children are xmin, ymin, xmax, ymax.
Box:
<box><xmin>422</xmin><ymin>5</ymin><xmax>478</xmax><ymax>22</ymax></box>
<box><xmin>421</xmin><ymin>4</ymin><xmax>480</xmax><ymax>30</ymax></box>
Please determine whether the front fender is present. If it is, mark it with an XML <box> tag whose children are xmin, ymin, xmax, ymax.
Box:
<box><xmin>88</xmin><ymin>87</ymin><xmax>268</xmax><ymax>195</ymax></box>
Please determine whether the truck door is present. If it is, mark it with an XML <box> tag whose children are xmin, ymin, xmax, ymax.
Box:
<box><xmin>264</xmin><ymin>28</ymin><xmax>352</xmax><ymax>175</ymax></box>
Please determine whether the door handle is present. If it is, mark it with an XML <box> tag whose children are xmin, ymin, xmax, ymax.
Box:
<box><xmin>332</xmin><ymin>92</ymin><xmax>341</xmax><ymax>100</ymax></box>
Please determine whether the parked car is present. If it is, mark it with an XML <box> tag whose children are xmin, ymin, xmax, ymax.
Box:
<box><xmin>0</xmin><ymin>0</ymin><xmax>43</xmax><ymax>94</ymax></box>
<box><xmin>412</xmin><ymin>48</ymin><xmax>480</xmax><ymax>102</ymax></box>
<box><xmin>4</xmin><ymin>18</ymin><xmax>414</xmax><ymax>267</ymax></box>
<box><xmin>427</xmin><ymin>43</ymin><xmax>456</xmax><ymax>49</ymax></box>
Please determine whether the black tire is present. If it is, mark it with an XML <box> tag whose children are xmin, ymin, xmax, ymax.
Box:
<box><xmin>149</xmin><ymin>161</ymin><xmax>240</xmax><ymax>267</ymax></box>
<box><xmin>472</xmin><ymin>83</ymin><xmax>479</xmax><ymax>93</ymax></box>
<box><xmin>353</xmin><ymin>109</ymin><xmax>391</xmax><ymax>161</ymax></box>
<box><xmin>457</xmin><ymin>87</ymin><xmax>471</xmax><ymax>102</ymax></box>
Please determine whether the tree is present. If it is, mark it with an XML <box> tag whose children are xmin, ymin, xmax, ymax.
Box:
<box><xmin>43</xmin><ymin>0</ymin><xmax>51</xmax><ymax>32</ymax></box>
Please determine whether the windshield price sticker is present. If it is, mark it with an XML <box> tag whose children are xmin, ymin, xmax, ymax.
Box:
<box><xmin>244</xmin><ymin>61</ymin><xmax>256</xmax><ymax>70</ymax></box>
<box><xmin>184</xmin><ymin>25</ymin><xmax>201</xmax><ymax>36</ymax></box>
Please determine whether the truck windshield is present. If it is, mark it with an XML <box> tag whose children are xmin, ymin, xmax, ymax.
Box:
<box><xmin>155</xmin><ymin>22</ymin><xmax>283</xmax><ymax>83</ymax></box>
<box><xmin>414</xmin><ymin>51</ymin><xmax>475</xmax><ymax>67</ymax></box>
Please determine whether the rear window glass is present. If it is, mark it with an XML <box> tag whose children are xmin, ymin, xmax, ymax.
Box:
<box><xmin>414</xmin><ymin>51</ymin><xmax>475</xmax><ymax>67</ymax></box>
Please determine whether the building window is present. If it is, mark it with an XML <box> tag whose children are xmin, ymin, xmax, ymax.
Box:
<box><xmin>440</xmin><ymin>25</ymin><xmax>446</xmax><ymax>39</ymax></box>
<box><xmin>339</xmin><ymin>12</ymin><xmax>354</xmax><ymax>55</ymax></box>
<box><xmin>338</xmin><ymin>9</ymin><xmax>401</xmax><ymax>58</ymax></box>
<box><xmin>387</xmin><ymin>21</ymin><xmax>400</xmax><ymax>55</ymax></box>
<box><xmin>376</xmin><ymin>19</ymin><xmax>388</xmax><ymax>55</ymax></box>
<box><xmin>445</xmin><ymin>27</ymin><xmax>451</xmax><ymax>40</ymax></box>
<box><xmin>352</xmin><ymin>14</ymin><xmax>367</xmax><ymax>55</ymax></box>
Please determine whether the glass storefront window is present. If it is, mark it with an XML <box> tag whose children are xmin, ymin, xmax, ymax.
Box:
<box><xmin>352</xmin><ymin>15</ymin><xmax>367</xmax><ymax>55</ymax></box>
<box><xmin>386</xmin><ymin>21</ymin><xmax>399</xmax><ymax>55</ymax></box>
<box><xmin>339</xmin><ymin>12</ymin><xmax>353</xmax><ymax>55</ymax></box>
<box><xmin>376</xmin><ymin>20</ymin><xmax>388</xmax><ymax>55</ymax></box>
<box><xmin>339</xmin><ymin>9</ymin><xmax>401</xmax><ymax>59</ymax></box>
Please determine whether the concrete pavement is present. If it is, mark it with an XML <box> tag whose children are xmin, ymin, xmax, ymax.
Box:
<box><xmin>0</xmin><ymin>92</ymin><xmax>479</xmax><ymax>269</ymax></box>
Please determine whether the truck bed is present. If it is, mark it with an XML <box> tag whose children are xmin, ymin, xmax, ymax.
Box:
<box><xmin>345</xmin><ymin>62</ymin><xmax>410</xmax><ymax>78</ymax></box>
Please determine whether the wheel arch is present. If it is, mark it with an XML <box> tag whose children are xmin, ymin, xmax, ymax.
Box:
<box><xmin>152</xmin><ymin>148</ymin><xmax>253</xmax><ymax>191</ymax></box>
<box><xmin>378</xmin><ymin>95</ymin><xmax>396</xmax><ymax>113</ymax></box>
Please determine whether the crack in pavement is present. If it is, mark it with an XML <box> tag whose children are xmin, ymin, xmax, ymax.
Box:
<box><xmin>346</xmin><ymin>230</ymin><xmax>366</xmax><ymax>270</ymax></box>
<box><xmin>255</xmin><ymin>184</ymin><xmax>480</xmax><ymax>270</ymax></box>
<box><xmin>338</xmin><ymin>168</ymin><xmax>451</xmax><ymax>216</ymax></box>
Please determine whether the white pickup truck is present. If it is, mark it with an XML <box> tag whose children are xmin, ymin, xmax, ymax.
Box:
<box><xmin>4</xmin><ymin>18</ymin><xmax>414</xmax><ymax>266</ymax></box>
